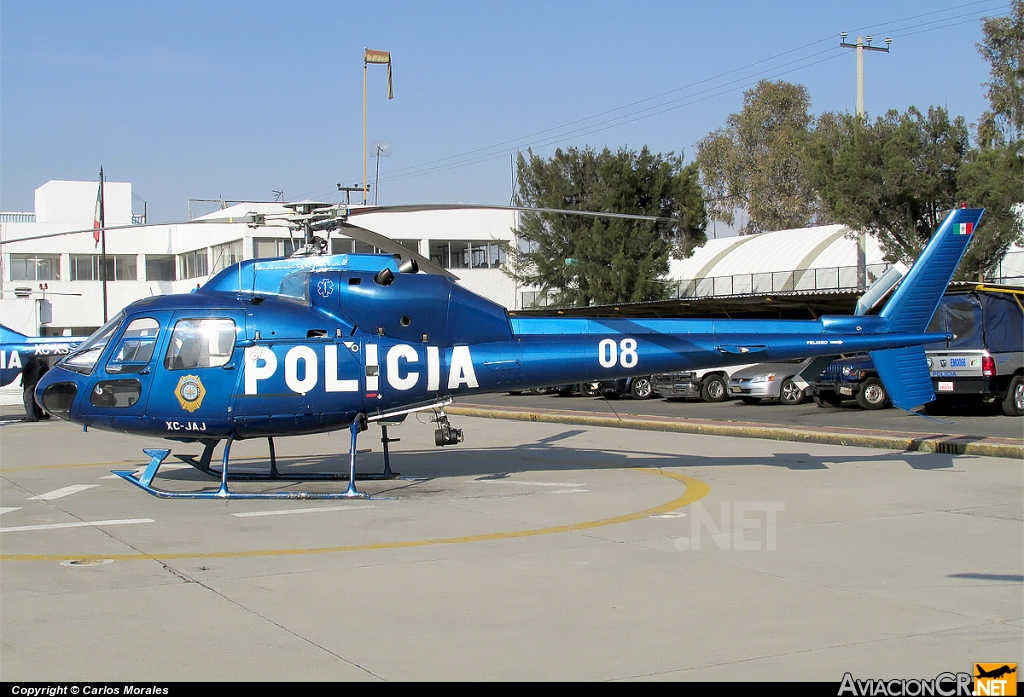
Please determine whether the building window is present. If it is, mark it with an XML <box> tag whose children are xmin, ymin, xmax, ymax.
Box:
<box><xmin>69</xmin><ymin>255</ymin><xmax>137</xmax><ymax>281</ymax></box>
<box><xmin>429</xmin><ymin>241</ymin><xmax>450</xmax><ymax>268</ymax></box>
<box><xmin>330</xmin><ymin>238</ymin><xmax>419</xmax><ymax>255</ymax></box>
<box><xmin>253</xmin><ymin>238</ymin><xmax>302</xmax><ymax>259</ymax></box>
<box><xmin>10</xmin><ymin>254</ymin><xmax>60</xmax><ymax>281</ymax></box>
<box><xmin>178</xmin><ymin>249</ymin><xmax>208</xmax><ymax>280</ymax></box>
<box><xmin>211</xmin><ymin>240</ymin><xmax>243</xmax><ymax>274</ymax></box>
<box><xmin>145</xmin><ymin>255</ymin><xmax>176</xmax><ymax>281</ymax></box>
<box><xmin>428</xmin><ymin>241</ymin><xmax>505</xmax><ymax>270</ymax></box>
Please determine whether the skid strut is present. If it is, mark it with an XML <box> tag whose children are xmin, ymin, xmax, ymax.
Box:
<box><xmin>112</xmin><ymin>416</ymin><xmax>377</xmax><ymax>499</ymax></box>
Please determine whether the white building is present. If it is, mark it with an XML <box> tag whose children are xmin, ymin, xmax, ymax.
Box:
<box><xmin>1</xmin><ymin>180</ymin><xmax>521</xmax><ymax>337</ymax></box>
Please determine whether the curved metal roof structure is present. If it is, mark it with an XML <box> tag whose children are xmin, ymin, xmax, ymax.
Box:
<box><xmin>669</xmin><ymin>224</ymin><xmax>885</xmax><ymax>281</ymax></box>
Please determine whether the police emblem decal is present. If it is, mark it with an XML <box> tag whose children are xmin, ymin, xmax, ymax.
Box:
<box><xmin>175</xmin><ymin>374</ymin><xmax>206</xmax><ymax>412</ymax></box>
<box><xmin>317</xmin><ymin>279</ymin><xmax>334</xmax><ymax>298</ymax></box>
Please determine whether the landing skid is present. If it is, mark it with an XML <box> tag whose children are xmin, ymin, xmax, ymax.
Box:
<box><xmin>112</xmin><ymin>415</ymin><xmax>406</xmax><ymax>499</ymax></box>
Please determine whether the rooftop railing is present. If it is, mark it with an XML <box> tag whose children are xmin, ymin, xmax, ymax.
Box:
<box><xmin>0</xmin><ymin>212</ymin><xmax>36</xmax><ymax>223</ymax></box>
<box><xmin>673</xmin><ymin>263</ymin><xmax>892</xmax><ymax>298</ymax></box>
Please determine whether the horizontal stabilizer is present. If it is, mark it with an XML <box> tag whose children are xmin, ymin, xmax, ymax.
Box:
<box><xmin>795</xmin><ymin>356</ymin><xmax>837</xmax><ymax>389</ymax></box>
<box><xmin>870</xmin><ymin>347</ymin><xmax>934</xmax><ymax>411</ymax></box>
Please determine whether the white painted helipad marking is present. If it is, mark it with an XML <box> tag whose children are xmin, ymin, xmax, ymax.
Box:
<box><xmin>232</xmin><ymin>504</ymin><xmax>376</xmax><ymax>518</ymax></box>
<box><xmin>474</xmin><ymin>480</ymin><xmax>585</xmax><ymax>487</ymax></box>
<box><xmin>27</xmin><ymin>485</ymin><xmax>98</xmax><ymax>501</ymax></box>
<box><xmin>0</xmin><ymin>507</ymin><xmax>21</xmax><ymax>515</ymax></box>
<box><xmin>100</xmin><ymin>463</ymin><xmax>192</xmax><ymax>479</ymax></box>
<box><xmin>0</xmin><ymin>518</ymin><xmax>154</xmax><ymax>533</ymax></box>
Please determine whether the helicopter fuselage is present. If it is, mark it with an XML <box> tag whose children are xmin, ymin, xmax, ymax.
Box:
<box><xmin>35</xmin><ymin>250</ymin><xmax>947</xmax><ymax>442</ymax></box>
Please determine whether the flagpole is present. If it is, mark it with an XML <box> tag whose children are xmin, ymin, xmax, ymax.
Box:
<box><xmin>363</xmin><ymin>55</ymin><xmax>368</xmax><ymax>205</ymax></box>
<box><xmin>100</xmin><ymin>167</ymin><xmax>108</xmax><ymax>323</ymax></box>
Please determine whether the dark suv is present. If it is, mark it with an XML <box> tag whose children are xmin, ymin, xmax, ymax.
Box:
<box><xmin>813</xmin><ymin>354</ymin><xmax>889</xmax><ymax>410</ymax></box>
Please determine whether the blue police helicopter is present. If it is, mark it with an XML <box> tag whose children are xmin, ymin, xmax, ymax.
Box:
<box><xmin>0</xmin><ymin>324</ymin><xmax>85</xmax><ymax>387</ymax></box>
<box><xmin>32</xmin><ymin>203</ymin><xmax>984</xmax><ymax>500</ymax></box>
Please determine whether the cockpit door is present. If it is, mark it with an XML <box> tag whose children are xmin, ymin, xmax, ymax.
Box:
<box><xmin>144</xmin><ymin>312</ymin><xmax>245</xmax><ymax>437</ymax></box>
<box><xmin>84</xmin><ymin>312</ymin><xmax>170</xmax><ymax>432</ymax></box>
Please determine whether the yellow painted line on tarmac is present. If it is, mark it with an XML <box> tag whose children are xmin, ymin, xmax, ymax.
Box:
<box><xmin>0</xmin><ymin>469</ymin><xmax>710</xmax><ymax>562</ymax></box>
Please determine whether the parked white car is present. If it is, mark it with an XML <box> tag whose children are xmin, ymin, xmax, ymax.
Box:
<box><xmin>728</xmin><ymin>357</ymin><xmax>820</xmax><ymax>405</ymax></box>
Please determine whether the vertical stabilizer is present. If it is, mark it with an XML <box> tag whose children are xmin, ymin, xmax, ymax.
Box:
<box><xmin>0</xmin><ymin>325</ymin><xmax>29</xmax><ymax>344</ymax></box>
<box><xmin>879</xmin><ymin>208</ymin><xmax>984</xmax><ymax>333</ymax></box>
<box><xmin>872</xmin><ymin>207</ymin><xmax>984</xmax><ymax>410</ymax></box>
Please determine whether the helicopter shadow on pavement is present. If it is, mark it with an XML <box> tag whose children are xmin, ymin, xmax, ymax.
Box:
<box><xmin>145</xmin><ymin>426</ymin><xmax>960</xmax><ymax>493</ymax></box>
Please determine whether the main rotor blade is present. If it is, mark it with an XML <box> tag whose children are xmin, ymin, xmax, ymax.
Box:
<box><xmin>0</xmin><ymin>222</ymin><xmax>153</xmax><ymax>244</ymax></box>
<box><xmin>0</xmin><ymin>214</ymin><xmax>264</xmax><ymax>244</ymax></box>
<box><xmin>338</xmin><ymin>222</ymin><xmax>458</xmax><ymax>280</ymax></box>
<box><xmin>347</xmin><ymin>203</ymin><xmax>676</xmax><ymax>223</ymax></box>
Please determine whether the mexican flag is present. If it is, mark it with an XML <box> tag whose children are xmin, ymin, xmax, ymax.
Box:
<box><xmin>93</xmin><ymin>167</ymin><xmax>104</xmax><ymax>246</ymax></box>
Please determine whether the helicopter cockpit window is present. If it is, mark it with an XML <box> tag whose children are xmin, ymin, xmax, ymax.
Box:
<box><xmin>60</xmin><ymin>312</ymin><xmax>125</xmax><ymax>375</ymax></box>
<box><xmin>278</xmin><ymin>271</ymin><xmax>310</xmax><ymax>305</ymax></box>
<box><xmin>164</xmin><ymin>318</ymin><xmax>237</xmax><ymax>370</ymax></box>
<box><xmin>106</xmin><ymin>318</ymin><xmax>160</xmax><ymax>374</ymax></box>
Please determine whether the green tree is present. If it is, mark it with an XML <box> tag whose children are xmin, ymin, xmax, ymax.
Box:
<box><xmin>963</xmin><ymin>1</ymin><xmax>1024</xmax><ymax>280</ymax></box>
<box><xmin>957</xmin><ymin>145</ymin><xmax>1024</xmax><ymax>279</ymax></box>
<box><xmin>696</xmin><ymin>80</ymin><xmax>826</xmax><ymax>234</ymax></box>
<box><xmin>977</xmin><ymin>0</ymin><xmax>1024</xmax><ymax>146</ymax></box>
<box><xmin>810</xmin><ymin>106</ymin><xmax>971</xmax><ymax>265</ymax></box>
<box><xmin>509</xmin><ymin>146</ymin><xmax>706</xmax><ymax>308</ymax></box>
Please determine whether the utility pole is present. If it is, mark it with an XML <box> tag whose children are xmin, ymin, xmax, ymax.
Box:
<box><xmin>840</xmin><ymin>32</ymin><xmax>890</xmax><ymax>290</ymax></box>
<box><xmin>337</xmin><ymin>183</ymin><xmax>370</xmax><ymax>208</ymax></box>
<box><xmin>839</xmin><ymin>33</ymin><xmax>891</xmax><ymax>118</ymax></box>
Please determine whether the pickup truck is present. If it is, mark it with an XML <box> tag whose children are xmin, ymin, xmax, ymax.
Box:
<box><xmin>925</xmin><ymin>286</ymin><xmax>1023</xmax><ymax>415</ymax></box>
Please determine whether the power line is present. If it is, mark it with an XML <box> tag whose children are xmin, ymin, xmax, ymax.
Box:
<box><xmin>300</xmin><ymin>2</ymin><xmax>1008</xmax><ymax>201</ymax></box>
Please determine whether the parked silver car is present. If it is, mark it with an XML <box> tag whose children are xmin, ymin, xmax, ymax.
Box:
<box><xmin>727</xmin><ymin>357</ymin><xmax>819</xmax><ymax>405</ymax></box>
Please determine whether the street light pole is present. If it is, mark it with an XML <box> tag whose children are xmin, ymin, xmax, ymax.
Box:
<box><xmin>362</xmin><ymin>49</ymin><xmax>393</xmax><ymax>206</ymax></box>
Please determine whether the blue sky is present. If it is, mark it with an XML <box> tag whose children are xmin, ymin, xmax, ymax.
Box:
<box><xmin>0</xmin><ymin>1</ymin><xmax>1010</xmax><ymax>222</ymax></box>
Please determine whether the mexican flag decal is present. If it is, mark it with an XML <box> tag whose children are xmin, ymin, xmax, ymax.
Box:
<box><xmin>959</xmin><ymin>222</ymin><xmax>973</xmax><ymax>235</ymax></box>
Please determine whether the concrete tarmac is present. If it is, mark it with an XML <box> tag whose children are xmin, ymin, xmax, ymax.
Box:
<box><xmin>0</xmin><ymin>410</ymin><xmax>1020</xmax><ymax>681</ymax></box>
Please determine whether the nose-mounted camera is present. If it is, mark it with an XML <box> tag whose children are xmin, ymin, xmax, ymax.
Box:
<box><xmin>432</xmin><ymin>411</ymin><xmax>464</xmax><ymax>447</ymax></box>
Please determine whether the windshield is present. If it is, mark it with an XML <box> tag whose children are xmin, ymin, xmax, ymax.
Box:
<box><xmin>60</xmin><ymin>312</ymin><xmax>125</xmax><ymax>375</ymax></box>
